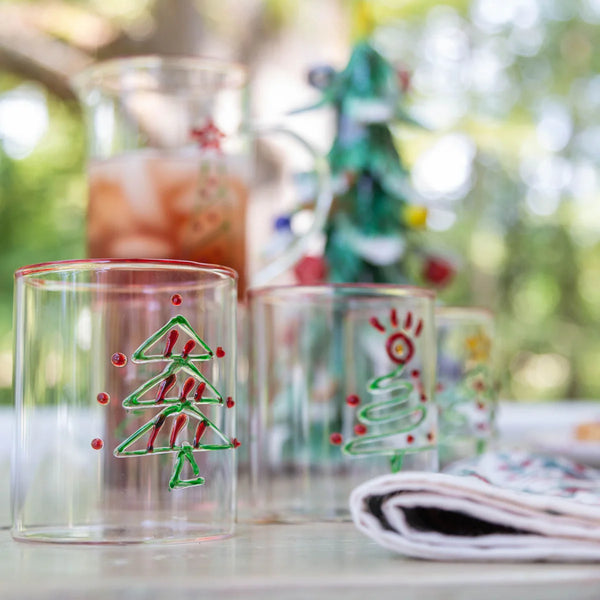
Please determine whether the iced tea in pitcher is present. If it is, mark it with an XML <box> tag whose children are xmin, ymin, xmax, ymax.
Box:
<box><xmin>88</xmin><ymin>149</ymin><xmax>249</xmax><ymax>293</ymax></box>
<box><xmin>75</xmin><ymin>56</ymin><xmax>331</xmax><ymax>293</ymax></box>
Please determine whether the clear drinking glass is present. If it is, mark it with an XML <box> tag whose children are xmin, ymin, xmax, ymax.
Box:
<box><xmin>12</xmin><ymin>259</ymin><xmax>238</xmax><ymax>543</ymax></box>
<box><xmin>436</xmin><ymin>307</ymin><xmax>497</xmax><ymax>467</ymax></box>
<box><xmin>245</xmin><ymin>284</ymin><xmax>437</xmax><ymax>522</ymax></box>
<box><xmin>72</xmin><ymin>56</ymin><xmax>331</xmax><ymax>296</ymax></box>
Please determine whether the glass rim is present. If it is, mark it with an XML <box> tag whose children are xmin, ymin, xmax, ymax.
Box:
<box><xmin>71</xmin><ymin>55</ymin><xmax>247</xmax><ymax>93</ymax></box>
<box><xmin>15</xmin><ymin>258</ymin><xmax>238</xmax><ymax>284</ymax></box>
<box><xmin>248</xmin><ymin>283</ymin><xmax>435</xmax><ymax>303</ymax></box>
<box><xmin>435</xmin><ymin>306</ymin><xmax>494</xmax><ymax>320</ymax></box>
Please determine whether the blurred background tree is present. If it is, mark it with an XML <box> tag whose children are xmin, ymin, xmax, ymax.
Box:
<box><xmin>0</xmin><ymin>0</ymin><xmax>599</xmax><ymax>404</ymax></box>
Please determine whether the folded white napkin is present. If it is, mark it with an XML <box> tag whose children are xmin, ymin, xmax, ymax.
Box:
<box><xmin>349</xmin><ymin>453</ymin><xmax>600</xmax><ymax>562</ymax></box>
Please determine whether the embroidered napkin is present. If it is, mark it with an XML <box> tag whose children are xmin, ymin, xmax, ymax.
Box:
<box><xmin>350</xmin><ymin>453</ymin><xmax>600</xmax><ymax>561</ymax></box>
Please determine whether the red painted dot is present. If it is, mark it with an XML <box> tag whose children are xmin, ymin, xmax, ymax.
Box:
<box><xmin>427</xmin><ymin>432</ymin><xmax>435</xmax><ymax>442</ymax></box>
<box><xmin>420</xmin><ymin>393</ymin><xmax>427</xmax><ymax>403</ymax></box>
<box><xmin>171</xmin><ymin>294</ymin><xmax>182</xmax><ymax>306</ymax></box>
<box><xmin>411</xmin><ymin>369</ymin><xmax>420</xmax><ymax>378</ymax></box>
<box><xmin>226</xmin><ymin>397</ymin><xmax>235</xmax><ymax>408</ymax></box>
<box><xmin>354</xmin><ymin>424</ymin><xmax>367</xmax><ymax>436</ymax></box>
<box><xmin>406</xmin><ymin>434</ymin><xmax>415</xmax><ymax>444</ymax></box>
<box><xmin>330</xmin><ymin>432</ymin><xmax>343</xmax><ymax>445</ymax></box>
<box><xmin>96</xmin><ymin>392</ymin><xmax>110</xmax><ymax>405</ymax></box>
<box><xmin>91</xmin><ymin>438</ymin><xmax>104</xmax><ymax>450</ymax></box>
<box><xmin>232</xmin><ymin>438</ymin><xmax>241</xmax><ymax>449</ymax></box>
<box><xmin>111</xmin><ymin>352</ymin><xmax>127</xmax><ymax>367</ymax></box>
<box><xmin>346</xmin><ymin>394</ymin><xmax>360</xmax><ymax>407</ymax></box>
<box><xmin>216</xmin><ymin>347</ymin><xmax>226</xmax><ymax>358</ymax></box>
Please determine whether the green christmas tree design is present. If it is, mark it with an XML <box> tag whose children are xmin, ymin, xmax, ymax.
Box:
<box><xmin>113</xmin><ymin>315</ymin><xmax>238</xmax><ymax>490</ymax></box>
<box><xmin>335</xmin><ymin>308</ymin><xmax>435</xmax><ymax>472</ymax></box>
<box><xmin>437</xmin><ymin>363</ymin><xmax>495</xmax><ymax>456</ymax></box>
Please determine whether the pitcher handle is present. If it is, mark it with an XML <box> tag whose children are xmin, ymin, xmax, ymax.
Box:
<box><xmin>250</xmin><ymin>125</ymin><xmax>332</xmax><ymax>288</ymax></box>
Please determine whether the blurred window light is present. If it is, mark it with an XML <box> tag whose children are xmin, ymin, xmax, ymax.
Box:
<box><xmin>513</xmin><ymin>352</ymin><xmax>571</xmax><ymax>393</ymax></box>
<box><xmin>472</xmin><ymin>0</ymin><xmax>540</xmax><ymax>31</ymax></box>
<box><xmin>541</xmin><ymin>0</ymin><xmax>577</xmax><ymax>21</ymax></box>
<box><xmin>574</xmin><ymin>126</ymin><xmax>600</xmax><ymax>160</ymax></box>
<box><xmin>469</xmin><ymin>229</ymin><xmax>507</xmax><ymax>271</ymax></box>
<box><xmin>580</xmin><ymin>0</ymin><xmax>600</xmax><ymax>23</ymax></box>
<box><xmin>426</xmin><ymin>207</ymin><xmax>456</xmax><ymax>231</ymax></box>
<box><xmin>0</xmin><ymin>85</ymin><xmax>48</xmax><ymax>159</ymax></box>
<box><xmin>536</xmin><ymin>102</ymin><xmax>573</xmax><ymax>152</ymax></box>
<box><xmin>469</xmin><ymin>46</ymin><xmax>511</xmax><ymax>95</ymax></box>
<box><xmin>520</xmin><ymin>155</ymin><xmax>572</xmax><ymax>194</ymax></box>
<box><xmin>570</xmin><ymin>161</ymin><xmax>598</xmax><ymax>201</ymax></box>
<box><xmin>525</xmin><ymin>190</ymin><xmax>560</xmax><ymax>216</ymax></box>
<box><xmin>410</xmin><ymin>96</ymin><xmax>466</xmax><ymax>129</ymax></box>
<box><xmin>508</xmin><ymin>25</ymin><xmax>544</xmax><ymax>56</ymax></box>
<box><xmin>411</xmin><ymin>133</ymin><xmax>475</xmax><ymax>202</ymax></box>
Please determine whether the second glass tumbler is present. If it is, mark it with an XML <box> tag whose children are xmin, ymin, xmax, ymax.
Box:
<box><xmin>246</xmin><ymin>285</ymin><xmax>437</xmax><ymax>522</ymax></box>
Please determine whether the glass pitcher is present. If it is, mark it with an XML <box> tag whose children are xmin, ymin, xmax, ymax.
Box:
<box><xmin>72</xmin><ymin>56</ymin><xmax>331</xmax><ymax>295</ymax></box>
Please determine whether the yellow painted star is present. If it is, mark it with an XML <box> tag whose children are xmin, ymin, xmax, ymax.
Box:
<box><xmin>403</xmin><ymin>205</ymin><xmax>428</xmax><ymax>229</ymax></box>
<box><xmin>465</xmin><ymin>329</ymin><xmax>491</xmax><ymax>363</ymax></box>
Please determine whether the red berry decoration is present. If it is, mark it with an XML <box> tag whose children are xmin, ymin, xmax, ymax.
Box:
<box><xmin>232</xmin><ymin>438</ymin><xmax>241</xmax><ymax>449</ymax></box>
<box><xmin>397</xmin><ymin>67</ymin><xmax>411</xmax><ymax>93</ymax></box>
<box><xmin>406</xmin><ymin>434</ymin><xmax>415</xmax><ymax>444</ymax></box>
<box><xmin>420</xmin><ymin>393</ymin><xmax>427</xmax><ymax>403</ymax></box>
<box><xmin>354</xmin><ymin>424</ymin><xmax>367</xmax><ymax>436</ymax></box>
<box><xmin>226</xmin><ymin>397</ymin><xmax>235</xmax><ymax>408</ymax></box>
<box><xmin>330</xmin><ymin>432</ymin><xmax>343</xmax><ymax>445</ymax></box>
<box><xmin>427</xmin><ymin>431</ymin><xmax>435</xmax><ymax>442</ymax></box>
<box><xmin>91</xmin><ymin>438</ymin><xmax>104</xmax><ymax>450</ymax></box>
<box><xmin>293</xmin><ymin>255</ymin><xmax>327</xmax><ymax>285</ymax></box>
<box><xmin>171</xmin><ymin>294</ymin><xmax>182</xmax><ymax>306</ymax></box>
<box><xmin>216</xmin><ymin>347</ymin><xmax>226</xmax><ymax>358</ymax></box>
<box><xmin>423</xmin><ymin>256</ymin><xmax>455</xmax><ymax>288</ymax></box>
<box><xmin>411</xmin><ymin>369</ymin><xmax>420</xmax><ymax>378</ymax></box>
<box><xmin>346</xmin><ymin>394</ymin><xmax>360</xmax><ymax>407</ymax></box>
<box><xmin>111</xmin><ymin>352</ymin><xmax>127</xmax><ymax>367</ymax></box>
<box><xmin>96</xmin><ymin>392</ymin><xmax>110</xmax><ymax>405</ymax></box>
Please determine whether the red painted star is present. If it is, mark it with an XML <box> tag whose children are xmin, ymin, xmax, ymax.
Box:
<box><xmin>190</xmin><ymin>118</ymin><xmax>225</xmax><ymax>152</ymax></box>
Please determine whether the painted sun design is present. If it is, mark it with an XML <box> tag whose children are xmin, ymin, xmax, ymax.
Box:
<box><xmin>369</xmin><ymin>309</ymin><xmax>423</xmax><ymax>365</ymax></box>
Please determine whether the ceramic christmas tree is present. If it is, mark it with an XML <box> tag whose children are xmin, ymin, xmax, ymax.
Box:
<box><xmin>287</xmin><ymin>4</ymin><xmax>455</xmax><ymax>288</ymax></box>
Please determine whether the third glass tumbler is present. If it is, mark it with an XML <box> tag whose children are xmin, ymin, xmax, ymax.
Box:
<box><xmin>246</xmin><ymin>285</ymin><xmax>437</xmax><ymax>522</ymax></box>
<box><xmin>436</xmin><ymin>306</ymin><xmax>497</xmax><ymax>467</ymax></box>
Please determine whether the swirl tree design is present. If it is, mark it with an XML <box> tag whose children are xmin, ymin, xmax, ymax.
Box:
<box><xmin>113</xmin><ymin>314</ymin><xmax>239</xmax><ymax>490</ymax></box>
<box><xmin>336</xmin><ymin>309</ymin><xmax>434</xmax><ymax>472</ymax></box>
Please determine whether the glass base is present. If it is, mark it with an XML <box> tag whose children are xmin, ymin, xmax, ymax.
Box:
<box><xmin>11</xmin><ymin>522</ymin><xmax>233</xmax><ymax>545</ymax></box>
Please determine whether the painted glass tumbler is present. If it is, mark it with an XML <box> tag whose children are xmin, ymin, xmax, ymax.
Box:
<box><xmin>12</xmin><ymin>259</ymin><xmax>238</xmax><ymax>543</ymax></box>
<box><xmin>246</xmin><ymin>284</ymin><xmax>437</xmax><ymax>522</ymax></box>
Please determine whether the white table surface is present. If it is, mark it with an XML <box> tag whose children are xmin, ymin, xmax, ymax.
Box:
<box><xmin>1</xmin><ymin>402</ymin><xmax>600</xmax><ymax>599</ymax></box>
<box><xmin>1</xmin><ymin>522</ymin><xmax>599</xmax><ymax>600</ymax></box>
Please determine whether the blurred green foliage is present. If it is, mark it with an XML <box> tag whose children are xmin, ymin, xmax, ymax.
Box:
<box><xmin>0</xmin><ymin>74</ymin><xmax>86</xmax><ymax>404</ymax></box>
<box><xmin>0</xmin><ymin>0</ymin><xmax>599</xmax><ymax>403</ymax></box>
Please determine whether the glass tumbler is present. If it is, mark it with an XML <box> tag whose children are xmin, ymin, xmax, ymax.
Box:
<box><xmin>246</xmin><ymin>285</ymin><xmax>437</xmax><ymax>522</ymax></box>
<box><xmin>12</xmin><ymin>259</ymin><xmax>238</xmax><ymax>543</ymax></box>
<box><xmin>436</xmin><ymin>307</ymin><xmax>497</xmax><ymax>467</ymax></box>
